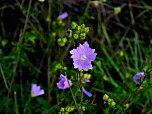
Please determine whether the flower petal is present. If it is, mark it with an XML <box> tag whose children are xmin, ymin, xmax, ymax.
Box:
<box><xmin>82</xmin><ymin>89</ymin><xmax>92</xmax><ymax>97</ymax></box>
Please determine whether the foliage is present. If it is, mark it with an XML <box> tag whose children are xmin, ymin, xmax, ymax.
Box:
<box><xmin>0</xmin><ymin>0</ymin><xmax>152</xmax><ymax>114</ymax></box>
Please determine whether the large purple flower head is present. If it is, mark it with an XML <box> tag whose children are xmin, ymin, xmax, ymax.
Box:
<box><xmin>133</xmin><ymin>72</ymin><xmax>145</xmax><ymax>85</ymax></box>
<box><xmin>70</xmin><ymin>41</ymin><xmax>97</xmax><ymax>71</ymax></box>
<box><xmin>31</xmin><ymin>84</ymin><xmax>44</xmax><ymax>97</ymax></box>
<box><xmin>57</xmin><ymin>74</ymin><xmax>72</xmax><ymax>89</ymax></box>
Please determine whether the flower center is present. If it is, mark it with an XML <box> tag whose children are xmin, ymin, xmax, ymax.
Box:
<box><xmin>80</xmin><ymin>54</ymin><xmax>87</xmax><ymax>61</ymax></box>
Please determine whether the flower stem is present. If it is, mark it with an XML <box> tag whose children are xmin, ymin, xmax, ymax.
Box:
<box><xmin>68</xmin><ymin>79</ymin><xmax>80</xmax><ymax>113</ymax></box>
<box><xmin>78</xmin><ymin>71</ymin><xmax>83</xmax><ymax>114</ymax></box>
<box><xmin>14</xmin><ymin>92</ymin><xmax>19</xmax><ymax>114</ymax></box>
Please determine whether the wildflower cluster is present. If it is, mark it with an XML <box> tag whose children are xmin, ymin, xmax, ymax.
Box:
<box><xmin>57</xmin><ymin>41</ymin><xmax>96</xmax><ymax>97</ymax></box>
<box><xmin>59</xmin><ymin>106</ymin><xmax>75</xmax><ymax>114</ymax></box>
<box><xmin>103</xmin><ymin>94</ymin><xmax>116</xmax><ymax>107</ymax></box>
<box><xmin>27</xmin><ymin>18</ymin><xmax>76</xmax><ymax>98</ymax></box>
<box><xmin>57</xmin><ymin>22</ymin><xmax>90</xmax><ymax>46</ymax></box>
<box><xmin>55</xmin><ymin>22</ymin><xmax>97</xmax><ymax>113</ymax></box>
<box><xmin>69</xmin><ymin>22</ymin><xmax>89</xmax><ymax>40</ymax></box>
<box><xmin>57</xmin><ymin>37</ymin><xmax>67</xmax><ymax>46</ymax></box>
<box><xmin>59</xmin><ymin>105</ymin><xmax>86</xmax><ymax>114</ymax></box>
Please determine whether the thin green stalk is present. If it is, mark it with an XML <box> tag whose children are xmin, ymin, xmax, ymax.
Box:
<box><xmin>48</xmin><ymin>0</ymin><xmax>52</xmax><ymax>31</ymax></box>
<box><xmin>0</xmin><ymin>64</ymin><xmax>9</xmax><ymax>90</ymax></box>
<box><xmin>102</xmin><ymin>24</ymin><xmax>112</xmax><ymax>48</ymax></box>
<box><xmin>129</xmin><ymin>2</ymin><xmax>135</xmax><ymax>25</ymax></box>
<box><xmin>116</xmin><ymin>77</ymin><xmax>147</xmax><ymax>114</ymax></box>
<box><xmin>21</xmin><ymin>0</ymin><xmax>32</xmax><ymax>40</ymax></box>
<box><xmin>47</xmin><ymin>0</ymin><xmax>53</xmax><ymax>104</ymax></box>
<box><xmin>100</xmin><ymin>43</ymin><xmax>124</xmax><ymax>83</ymax></box>
<box><xmin>78</xmin><ymin>71</ymin><xmax>83</xmax><ymax>114</ymax></box>
<box><xmin>47</xmin><ymin>55</ymin><xmax>51</xmax><ymax>104</ymax></box>
<box><xmin>23</xmin><ymin>96</ymin><xmax>32</xmax><ymax>114</ymax></box>
<box><xmin>14</xmin><ymin>92</ymin><xmax>19</xmax><ymax>114</ymax></box>
<box><xmin>134</xmin><ymin>31</ymin><xmax>139</xmax><ymax>70</ymax></box>
<box><xmin>68</xmin><ymin>81</ymin><xmax>80</xmax><ymax>114</ymax></box>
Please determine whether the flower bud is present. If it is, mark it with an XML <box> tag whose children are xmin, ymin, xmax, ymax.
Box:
<box><xmin>62</xmin><ymin>37</ymin><xmax>67</xmax><ymax>43</ymax></box>
<box><xmin>80</xmin><ymin>33</ymin><xmax>86</xmax><ymax>40</ymax></box>
<box><xmin>84</xmin><ymin>27</ymin><xmax>89</xmax><ymax>33</ymax></box>
<box><xmin>73</xmin><ymin>34</ymin><xmax>79</xmax><ymax>39</ymax></box>
<box><xmin>71</xmin><ymin>22</ymin><xmax>77</xmax><ymax>29</ymax></box>
<box><xmin>111</xmin><ymin>101</ymin><xmax>116</xmax><ymax>107</ymax></box>
<box><xmin>103</xmin><ymin>94</ymin><xmax>109</xmax><ymax>101</ymax></box>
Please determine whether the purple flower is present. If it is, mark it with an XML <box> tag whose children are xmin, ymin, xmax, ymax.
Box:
<box><xmin>133</xmin><ymin>72</ymin><xmax>145</xmax><ymax>85</ymax></box>
<box><xmin>82</xmin><ymin>89</ymin><xmax>92</xmax><ymax>97</ymax></box>
<box><xmin>67</xmin><ymin>29</ymin><xmax>72</xmax><ymax>33</ymax></box>
<box><xmin>70</xmin><ymin>42</ymin><xmax>97</xmax><ymax>71</ymax></box>
<box><xmin>31</xmin><ymin>84</ymin><xmax>44</xmax><ymax>97</ymax></box>
<box><xmin>84</xmin><ymin>77</ymin><xmax>90</xmax><ymax>82</ymax></box>
<box><xmin>57</xmin><ymin>74</ymin><xmax>72</xmax><ymax>89</ymax></box>
<box><xmin>58</xmin><ymin>12</ymin><xmax>68</xmax><ymax>20</ymax></box>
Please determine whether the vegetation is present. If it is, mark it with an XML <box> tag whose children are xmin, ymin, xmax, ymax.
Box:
<box><xmin>0</xmin><ymin>0</ymin><xmax>152</xmax><ymax>113</ymax></box>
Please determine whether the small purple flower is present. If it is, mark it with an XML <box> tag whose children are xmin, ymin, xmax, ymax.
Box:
<box><xmin>57</xmin><ymin>74</ymin><xmax>72</xmax><ymax>89</ymax></box>
<box><xmin>82</xmin><ymin>89</ymin><xmax>92</xmax><ymax>97</ymax></box>
<box><xmin>84</xmin><ymin>77</ymin><xmax>90</xmax><ymax>82</ymax></box>
<box><xmin>70</xmin><ymin>41</ymin><xmax>97</xmax><ymax>71</ymax></box>
<box><xmin>67</xmin><ymin>29</ymin><xmax>72</xmax><ymax>33</ymax></box>
<box><xmin>58</xmin><ymin>12</ymin><xmax>68</xmax><ymax>20</ymax></box>
<box><xmin>133</xmin><ymin>72</ymin><xmax>145</xmax><ymax>85</ymax></box>
<box><xmin>31</xmin><ymin>84</ymin><xmax>44</xmax><ymax>97</ymax></box>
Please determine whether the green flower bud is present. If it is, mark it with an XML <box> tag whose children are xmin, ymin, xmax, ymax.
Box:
<box><xmin>63</xmin><ymin>67</ymin><xmax>67</xmax><ymax>70</ymax></box>
<box><xmin>58</xmin><ymin>19</ymin><xmax>63</xmax><ymax>25</ymax></box>
<box><xmin>111</xmin><ymin>101</ymin><xmax>116</xmax><ymax>107</ymax></box>
<box><xmin>62</xmin><ymin>37</ymin><xmax>67</xmax><ymax>43</ymax></box>
<box><xmin>55</xmin><ymin>63</ymin><xmax>62</xmax><ymax>70</ymax></box>
<box><xmin>73</xmin><ymin>34</ymin><xmax>79</xmax><ymax>39</ymax></box>
<box><xmin>60</xmin><ymin>42</ymin><xmax>65</xmax><ymax>46</ymax></box>
<box><xmin>71</xmin><ymin>22</ymin><xmax>77</xmax><ymax>29</ymax></box>
<box><xmin>57</xmin><ymin>38</ymin><xmax>62</xmax><ymax>42</ymax></box>
<box><xmin>103</xmin><ymin>75</ymin><xmax>109</xmax><ymax>81</ymax></box>
<box><xmin>57</xmin><ymin>38</ymin><xmax>65</xmax><ymax>46</ymax></box>
<box><xmin>65</xmin><ymin>106</ymin><xmax>75</xmax><ymax>112</ymax></box>
<box><xmin>60</xmin><ymin>107</ymin><xmax>65</xmax><ymax>112</ymax></box>
<box><xmin>80</xmin><ymin>33</ymin><xmax>86</xmax><ymax>40</ymax></box>
<box><xmin>107</xmin><ymin>98</ymin><xmax>113</xmax><ymax>105</ymax></box>
<box><xmin>78</xmin><ymin>106</ymin><xmax>86</xmax><ymax>111</ymax></box>
<box><xmin>50</xmin><ymin>32</ymin><xmax>56</xmax><ymax>38</ymax></box>
<box><xmin>84</xmin><ymin>73</ymin><xmax>91</xmax><ymax>79</ymax></box>
<box><xmin>84</xmin><ymin>27</ymin><xmax>89</xmax><ymax>33</ymax></box>
<box><xmin>119</xmin><ymin>50</ymin><xmax>124</xmax><ymax>57</ymax></box>
<box><xmin>82</xmin><ymin>106</ymin><xmax>86</xmax><ymax>111</ymax></box>
<box><xmin>81</xmin><ymin>24</ymin><xmax>85</xmax><ymax>28</ymax></box>
<box><xmin>1</xmin><ymin>40</ymin><xmax>8</xmax><ymax>47</ymax></box>
<box><xmin>103</xmin><ymin>94</ymin><xmax>109</xmax><ymax>101</ymax></box>
<box><xmin>77</xmin><ymin>26</ymin><xmax>81</xmax><ymax>31</ymax></box>
<box><xmin>114</xmin><ymin>7</ymin><xmax>121</xmax><ymax>15</ymax></box>
<box><xmin>124</xmin><ymin>103</ymin><xmax>129</xmax><ymax>110</ymax></box>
